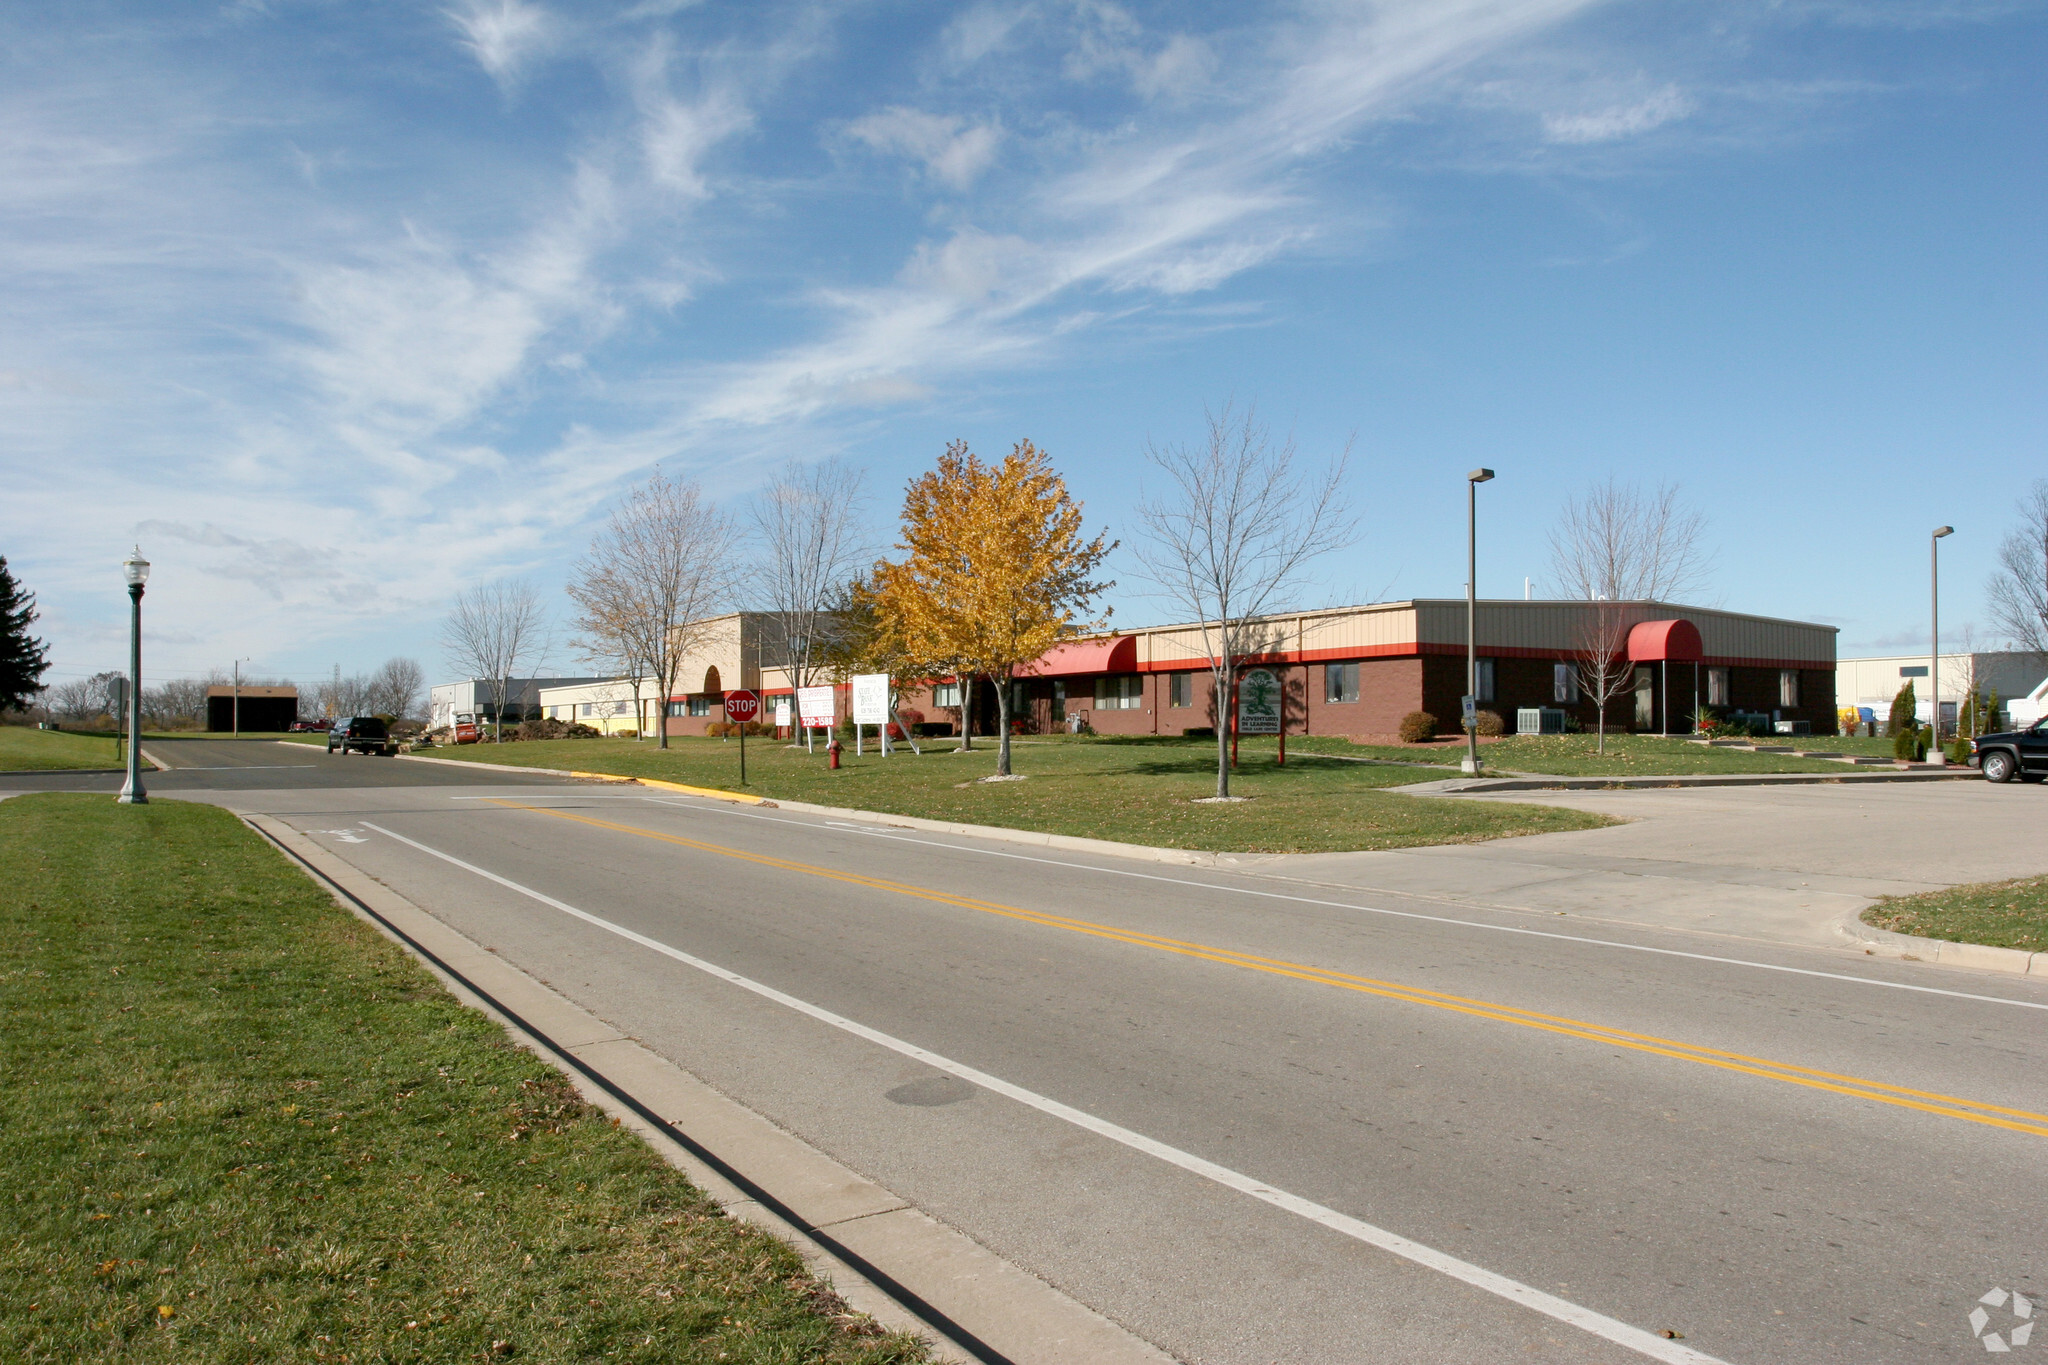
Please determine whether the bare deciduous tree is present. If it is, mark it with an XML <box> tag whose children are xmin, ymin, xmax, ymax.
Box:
<box><xmin>1988</xmin><ymin>479</ymin><xmax>2048</xmax><ymax>659</ymax></box>
<box><xmin>1548</xmin><ymin>479</ymin><xmax>1713</xmax><ymax>751</ymax></box>
<box><xmin>1572</xmin><ymin>601</ymin><xmax>1642</xmax><ymax>754</ymax></box>
<box><xmin>1547</xmin><ymin>478</ymin><xmax>1711</xmax><ymax>603</ymax></box>
<box><xmin>567</xmin><ymin>470</ymin><xmax>740</xmax><ymax>751</ymax></box>
<box><xmin>751</xmin><ymin>458</ymin><xmax>869</xmax><ymax>751</ymax></box>
<box><xmin>1133</xmin><ymin>404</ymin><xmax>1356</xmax><ymax>798</ymax></box>
<box><xmin>369</xmin><ymin>657</ymin><xmax>426</xmax><ymax>721</ymax></box>
<box><xmin>442</xmin><ymin>580</ymin><xmax>549</xmax><ymax>741</ymax></box>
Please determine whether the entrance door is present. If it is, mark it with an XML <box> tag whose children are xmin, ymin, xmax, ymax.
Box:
<box><xmin>1634</xmin><ymin>667</ymin><xmax>1655</xmax><ymax>730</ymax></box>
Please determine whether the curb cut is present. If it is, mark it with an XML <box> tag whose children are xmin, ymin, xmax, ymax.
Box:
<box><xmin>242</xmin><ymin>812</ymin><xmax>1176</xmax><ymax>1365</ymax></box>
<box><xmin>1829</xmin><ymin>908</ymin><xmax>2043</xmax><ymax>976</ymax></box>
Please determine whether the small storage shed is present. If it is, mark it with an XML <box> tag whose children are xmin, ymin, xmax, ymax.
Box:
<box><xmin>205</xmin><ymin>685</ymin><xmax>298</xmax><ymax>732</ymax></box>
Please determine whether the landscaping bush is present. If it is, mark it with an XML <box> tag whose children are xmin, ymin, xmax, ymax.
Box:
<box><xmin>1182</xmin><ymin>726</ymin><xmax>1216</xmax><ymax>739</ymax></box>
<box><xmin>1397</xmin><ymin>710</ymin><xmax>1437</xmax><ymax>743</ymax></box>
<box><xmin>1892</xmin><ymin>723</ymin><xmax>1928</xmax><ymax>762</ymax></box>
<box><xmin>896</xmin><ymin>708</ymin><xmax>925</xmax><ymax>729</ymax></box>
<box><xmin>1887</xmin><ymin>681</ymin><xmax>1917</xmax><ymax>739</ymax></box>
<box><xmin>1948</xmin><ymin>735</ymin><xmax>1973</xmax><ymax>765</ymax></box>
<box><xmin>1473</xmin><ymin>709</ymin><xmax>1505</xmax><ymax>737</ymax></box>
<box><xmin>705</xmin><ymin>721</ymin><xmax>730</xmax><ymax>738</ymax></box>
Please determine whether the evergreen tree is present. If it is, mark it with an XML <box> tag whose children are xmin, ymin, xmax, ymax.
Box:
<box><xmin>0</xmin><ymin>556</ymin><xmax>51</xmax><ymax>712</ymax></box>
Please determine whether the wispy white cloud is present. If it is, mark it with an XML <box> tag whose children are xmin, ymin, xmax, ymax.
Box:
<box><xmin>846</xmin><ymin>106</ymin><xmax>1002</xmax><ymax>189</ymax></box>
<box><xmin>448</xmin><ymin>0</ymin><xmax>557</xmax><ymax>85</ymax></box>
<box><xmin>1543</xmin><ymin>84</ymin><xmax>1692</xmax><ymax>143</ymax></box>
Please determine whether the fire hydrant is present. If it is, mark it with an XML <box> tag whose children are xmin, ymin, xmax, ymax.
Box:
<box><xmin>827</xmin><ymin>737</ymin><xmax>842</xmax><ymax>770</ymax></box>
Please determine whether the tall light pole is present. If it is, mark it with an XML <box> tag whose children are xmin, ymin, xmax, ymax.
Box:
<box><xmin>1464</xmin><ymin>468</ymin><xmax>1495</xmax><ymax>776</ymax></box>
<box><xmin>118</xmin><ymin>547</ymin><xmax>150</xmax><ymax>805</ymax></box>
<box><xmin>1930</xmin><ymin>525</ymin><xmax>1953</xmax><ymax>765</ymax></box>
<box><xmin>231</xmin><ymin>657</ymin><xmax>251</xmax><ymax>738</ymax></box>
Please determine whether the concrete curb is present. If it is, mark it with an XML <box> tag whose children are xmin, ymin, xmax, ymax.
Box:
<box><xmin>243</xmin><ymin>812</ymin><xmax>1176</xmax><ymax>1365</ymax></box>
<box><xmin>1829</xmin><ymin>907</ymin><xmax>2043</xmax><ymax>976</ymax></box>
<box><xmin>1408</xmin><ymin>769</ymin><xmax>1982</xmax><ymax>794</ymax></box>
<box><xmin>388</xmin><ymin>749</ymin><xmax>1264</xmax><ymax>868</ymax></box>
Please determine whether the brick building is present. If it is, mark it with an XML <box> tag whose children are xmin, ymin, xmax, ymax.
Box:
<box><xmin>655</xmin><ymin>601</ymin><xmax>1837</xmax><ymax>740</ymax></box>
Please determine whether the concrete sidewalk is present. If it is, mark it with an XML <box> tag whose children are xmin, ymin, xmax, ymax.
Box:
<box><xmin>1240</xmin><ymin>779</ymin><xmax>2046</xmax><ymax>953</ymax></box>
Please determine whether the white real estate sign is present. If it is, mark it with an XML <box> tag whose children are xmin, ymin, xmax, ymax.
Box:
<box><xmin>796</xmin><ymin>686</ymin><xmax>835</xmax><ymax>728</ymax></box>
<box><xmin>1237</xmin><ymin>668</ymin><xmax>1282</xmax><ymax>734</ymax></box>
<box><xmin>851</xmin><ymin>673</ymin><xmax>891</xmax><ymax>726</ymax></box>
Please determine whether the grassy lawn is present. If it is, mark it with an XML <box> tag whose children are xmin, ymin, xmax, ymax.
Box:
<box><xmin>0</xmin><ymin>795</ymin><xmax>928</xmax><ymax>1364</ymax></box>
<box><xmin>1308</xmin><ymin>733</ymin><xmax>1865</xmax><ymax>776</ymax></box>
<box><xmin>416</xmin><ymin>733</ymin><xmax>1614</xmax><ymax>853</ymax></box>
<box><xmin>0</xmin><ymin>725</ymin><xmax>123</xmax><ymax>771</ymax></box>
<box><xmin>1861</xmin><ymin>874</ymin><xmax>2048</xmax><ymax>954</ymax></box>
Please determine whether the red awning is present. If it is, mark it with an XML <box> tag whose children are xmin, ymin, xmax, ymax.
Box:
<box><xmin>1019</xmin><ymin>635</ymin><xmax>1137</xmax><ymax>676</ymax></box>
<box><xmin>1626</xmin><ymin>618</ymin><xmax>1704</xmax><ymax>663</ymax></box>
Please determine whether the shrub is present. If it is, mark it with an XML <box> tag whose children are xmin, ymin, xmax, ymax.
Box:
<box><xmin>1947</xmin><ymin>735</ymin><xmax>1973</xmax><ymax>764</ymax></box>
<box><xmin>1887</xmin><ymin>681</ymin><xmax>1917</xmax><ymax>738</ymax></box>
<box><xmin>1892</xmin><ymin>723</ymin><xmax>1926</xmax><ymax>761</ymax></box>
<box><xmin>896</xmin><ymin>708</ymin><xmax>925</xmax><ymax>729</ymax></box>
<box><xmin>705</xmin><ymin>721</ymin><xmax>729</xmax><ymax>738</ymax></box>
<box><xmin>1397</xmin><ymin>711</ymin><xmax>1436</xmax><ymax>743</ymax></box>
<box><xmin>1181</xmin><ymin>725</ymin><xmax>1216</xmax><ymax>740</ymax></box>
<box><xmin>1473</xmin><ymin>709</ymin><xmax>1505</xmax><ymax>737</ymax></box>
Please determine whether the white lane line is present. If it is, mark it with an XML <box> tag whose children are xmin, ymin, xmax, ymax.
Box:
<box><xmin>646</xmin><ymin>798</ymin><xmax>2048</xmax><ymax>1014</ymax></box>
<box><xmin>360</xmin><ymin>818</ymin><xmax>1726</xmax><ymax>1365</ymax></box>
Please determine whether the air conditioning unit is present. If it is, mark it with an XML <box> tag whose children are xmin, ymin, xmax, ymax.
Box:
<box><xmin>1516</xmin><ymin>707</ymin><xmax>1567</xmax><ymax>735</ymax></box>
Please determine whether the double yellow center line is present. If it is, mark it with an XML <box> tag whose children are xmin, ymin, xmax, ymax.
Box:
<box><xmin>491</xmin><ymin>800</ymin><xmax>2048</xmax><ymax>1140</ymax></box>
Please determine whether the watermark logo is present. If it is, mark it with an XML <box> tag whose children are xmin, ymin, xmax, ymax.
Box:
<box><xmin>1970</xmin><ymin>1288</ymin><xmax>2034</xmax><ymax>1353</ymax></box>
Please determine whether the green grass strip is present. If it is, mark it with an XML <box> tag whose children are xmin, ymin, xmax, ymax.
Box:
<box><xmin>415</xmin><ymin>733</ymin><xmax>1613</xmax><ymax>853</ymax></box>
<box><xmin>0</xmin><ymin>726</ymin><xmax>123</xmax><ymax>771</ymax></box>
<box><xmin>1862</xmin><ymin>874</ymin><xmax>2048</xmax><ymax>954</ymax></box>
<box><xmin>0</xmin><ymin>794</ymin><xmax>929</xmax><ymax>1364</ymax></box>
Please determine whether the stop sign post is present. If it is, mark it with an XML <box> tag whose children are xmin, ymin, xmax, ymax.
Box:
<box><xmin>724</xmin><ymin>690</ymin><xmax>760</xmax><ymax>784</ymax></box>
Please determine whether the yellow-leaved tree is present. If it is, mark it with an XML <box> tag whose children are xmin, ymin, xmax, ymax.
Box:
<box><xmin>873</xmin><ymin>440</ymin><xmax>1113</xmax><ymax>777</ymax></box>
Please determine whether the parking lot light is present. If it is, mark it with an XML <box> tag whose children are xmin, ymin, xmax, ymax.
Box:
<box><xmin>117</xmin><ymin>547</ymin><xmax>150</xmax><ymax>805</ymax></box>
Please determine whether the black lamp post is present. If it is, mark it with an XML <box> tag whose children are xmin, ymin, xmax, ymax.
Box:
<box><xmin>118</xmin><ymin>547</ymin><xmax>150</xmax><ymax>805</ymax></box>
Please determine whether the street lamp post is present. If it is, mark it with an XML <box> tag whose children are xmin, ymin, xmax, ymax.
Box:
<box><xmin>1463</xmin><ymin>468</ymin><xmax>1495</xmax><ymax>777</ymax></box>
<box><xmin>118</xmin><ymin>547</ymin><xmax>150</xmax><ymax>805</ymax></box>
<box><xmin>1930</xmin><ymin>526</ymin><xmax>1953</xmax><ymax>765</ymax></box>
<box><xmin>231</xmin><ymin>657</ymin><xmax>251</xmax><ymax>738</ymax></box>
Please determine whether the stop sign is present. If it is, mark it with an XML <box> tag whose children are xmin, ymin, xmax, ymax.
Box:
<box><xmin>723</xmin><ymin>690</ymin><xmax>761</xmax><ymax>723</ymax></box>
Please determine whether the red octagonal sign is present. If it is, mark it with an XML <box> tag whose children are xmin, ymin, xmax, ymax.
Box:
<box><xmin>723</xmin><ymin>689</ymin><xmax>761</xmax><ymax>723</ymax></box>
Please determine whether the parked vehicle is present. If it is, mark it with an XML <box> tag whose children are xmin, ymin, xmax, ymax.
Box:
<box><xmin>1971</xmin><ymin>720</ymin><xmax>2048</xmax><ymax>784</ymax></box>
<box><xmin>327</xmin><ymin>716</ymin><xmax>393</xmax><ymax>756</ymax></box>
<box><xmin>289</xmin><ymin>719</ymin><xmax>325</xmax><ymax>733</ymax></box>
<box><xmin>453</xmin><ymin>712</ymin><xmax>481</xmax><ymax>745</ymax></box>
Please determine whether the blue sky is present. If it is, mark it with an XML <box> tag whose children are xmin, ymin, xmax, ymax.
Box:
<box><xmin>5</xmin><ymin>0</ymin><xmax>2044</xmax><ymax>691</ymax></box>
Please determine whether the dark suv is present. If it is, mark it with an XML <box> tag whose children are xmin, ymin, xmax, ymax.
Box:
<box><xmin>1971</xmin><ymin>719</ymin><xmax>2048</xmax><ymax>784</ymax></box>
<box><xmin>327</xmin><ymin>716</ymin><xmax>393</xmax><ymax>756</ymax></box>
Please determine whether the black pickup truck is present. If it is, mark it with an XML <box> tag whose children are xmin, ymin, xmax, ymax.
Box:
<box><xmin>327</xmin><ymin>716</ymin><xmax>393</xmax><ymax>756</ymax></box>
<box><xmin>1971</xmin><ymin>719</ymin><xmax>2048</xmax><ymax>783</ymax></box>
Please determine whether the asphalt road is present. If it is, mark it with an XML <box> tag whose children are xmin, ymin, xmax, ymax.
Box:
<box><xmin>13</xmin><ymin>740</ymin><xmax>2047</xmax><ymax>1363</ymax></box>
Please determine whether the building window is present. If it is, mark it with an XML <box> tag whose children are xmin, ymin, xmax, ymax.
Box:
<box><xmin>1169</xmin><ymin>672</ymin><xmax>1193</xmax><ymax>708</ymax></box>
<box><xmin>1708</xmin><ymin>668</ymin><xmax>1730</xmax><ymax>707</ymax></box>
<box><xmin>665</xmin><ymin>701</ymin><xmax>687</xmax><ymax>718</ymax></box>
<box><xmin>933</xmin><ymin>681</ymin><xmax>961</xmax><ymax>708</ymax></box>
<box><xmin>1779</xmin><ymin>670</ymin><xmax>1800</xmax><ymax>707</ymax></box>
<box><xmin>1898</xmin><ymin>665</ymin><xmax>1927</xmax><ymax>678</ymax></box>
<box><xmin>1325</xmin><ymin>662</ymin><xmax>1359</xmax><ymax>704</ymax></box>
<box><xmin>1553</xmin><ymin>663</ymin><xmax>1578</xmax><ymax>704</ymax></box>
<box><xmin>687</xmin><ymin>696</ymin><xmax>711</xmax><ymax>717</ymax></box>
<box><xmin>1094</xmin><ymin>675</ymin><xmax>1143</xmax><ymax>710</ymax></box>
<box><xmin>580</xmin><ymin>702</ymin><xmax>593</xmax><ymax>716</ymax></box>
<box><xmin>1474</xmin><ymin>658</ymin><xmax>1496</xmax><ymax>703</ymax></box>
